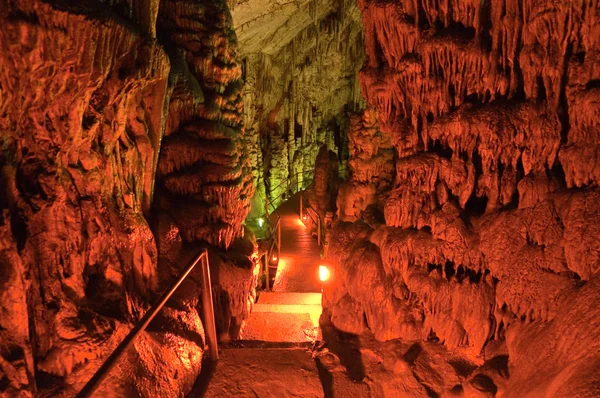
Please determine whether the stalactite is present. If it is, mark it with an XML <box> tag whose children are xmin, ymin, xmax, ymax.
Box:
<box><xmin>329</xmin><ymin>0</ymin><xmax>600</xmax><ymax>395</ymax></box>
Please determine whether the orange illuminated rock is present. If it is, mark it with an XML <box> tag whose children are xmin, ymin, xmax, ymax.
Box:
<box><xmin>337</xmin><ymin>108</ymin><xmax>395</xmax><ymax>221</ymax></box>
<box><xmin>328</xmin><ymin>0</ymin><xmax>600</xmax><ymax>395</ymax></box>
<box><xmin>0</xmin><ymin>0</ymin><xmax>256</xmax><ymax>396</ymax></box>
<box><xmin>156</xmin><ymin>0</ymin><xmax>253</xmax><ymax>249</ymax></box>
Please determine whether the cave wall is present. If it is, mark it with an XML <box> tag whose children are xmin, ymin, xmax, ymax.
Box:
<box><xmin>326</xmin><ymin>0</ymin><xmax>600</xmax><ymax>396</ymax></box>
<box><xmin>155</xmin><ymin>0</ymin><xmax>253</xmax><ymax>249</ymax></box>
<box><xmin>229</xmin><ymin>0</ymin><xmax>365</xmax><ymax>216</ymax></box>
<box><xmin>0</xmin><ymin>0</ymin><xmax>255</xmax><ymax>396</ymax></box>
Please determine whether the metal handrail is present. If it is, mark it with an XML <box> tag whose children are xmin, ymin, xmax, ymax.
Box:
<box><xmin>266</xmin><ymin>170</ymin><xmax>315</xmax><ymax>214</ymax></box>
<box><xmin>267</xmin><ymin>161</ymin><xmax>347</xmax><ymax>215</ymax></box>
<box><xmin>265</xmin><ymin>213</ymin><xmax>281</xmax><ymax>245</ymax></box>
<box><xmin>77</xmin><ymin>249</ymin><xmax>218</xmax><ymax>398</ymax></box>
<box><xmin>300</xmin><ymin>194</ymin><xmax>325</xmax><ymax>248</ymax></box>
<box><xmin>260</xmin><ymin>213</ymin><xmax>281</xmax><ymax>291</ymax></box>
<box><xmin>267</xmin><ymin>165</ymin><xmax>343</xmax><ymax>255</ymax></box>
<box><xmin>269</xmin><ymin>169</ymin><xmax>315</xmax><ymax>197</ymax></box>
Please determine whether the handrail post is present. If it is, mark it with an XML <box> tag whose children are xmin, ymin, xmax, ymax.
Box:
<box><xmin>77</xmin><ymin>250</ymin><xmax>214</xmax><ymax>398</ymax></box>
<box><xmin>200</xmin><ymin>253</ymin><xmax>219</xmax><ymax>361</ymax></box>
<box><xmin>300</xmin><ymin>194</ymin><xmax>303</xmax><ymax>221</ymax></box>
<box><xmin>277</xmin><ymin>218</ymin><xmax>281</xmax><ymax>250</ymax></box>
<box><xmin>264</xmin><ymin>254</ymin><xmax>270</xmax><ymax>291</ymax></box>
<box><xmin>317</xmin><ymin>216</ymin><xmax>321</xmax><ymax>246</ymax></box>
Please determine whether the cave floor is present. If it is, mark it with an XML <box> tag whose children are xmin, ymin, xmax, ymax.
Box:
<box><xmin>192</xmin><ymin>343</ymin><xmax>323</xmax><ymax>397</ymax></box>
<box><xmin>239</xmin><ymin>192</ymin><xmax>324</xmax><ymax>342</ymax></box>
<box><xmin>189</xmin><ymin>340</ymin><xmax>370</xmax><ymax>398</ymax></box>
<box><xmin>270</xmin><ymin>193</ymin><xmax>323</xmax><ymax>293</ymax></box>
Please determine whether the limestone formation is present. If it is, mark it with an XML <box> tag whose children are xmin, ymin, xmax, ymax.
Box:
<box><xmin>337</xmin><ymin>108</ymin><xmax>395</xmax><ymax>222</ymax></box>
<box><xmin>156</xmin><ymin>0</ymin><xmax>254</xmax><ymax>249</ymax></box>
<box><xmin>1</xmin><ymin>0</ymin><xmax>600</xmax><ymax>396</ymax></box>
<box><xmin>326</xmin><ymin>0</ymin><xmax>600</xmax><ymax>396</ymax></box>
<box><xmin>229</xmin><ymin>0</ymin><xmax>365</xmax><ymax>216</ymax></box>
<box><xmin>0</xmin><ymin>0</ymin><xmax>256</xmax><ymax>396</ymax></box>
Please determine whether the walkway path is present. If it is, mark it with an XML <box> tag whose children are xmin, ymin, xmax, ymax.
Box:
<box><xmin>196</xmin><ymin>343</ymin><xmax>323</xmax><ymax>398</ymax></box>
<box><xmin>190</xmin><ymin>194</ymin><xmax>356</xmax><ymax>397</ymax></box>
<box><xmin>239</xmin><ymin>292</ymin><xmax>322</xmax><ymax>342</ymax></box>
<box><xmin>240</xmin><ymin>193</ymin><xmax>324</xmax><ymax>342</ymax></box>
<box><xmin>270</xmin><ymin>193</ymin><xmax>322</xmax><ymax>293</ymax></box>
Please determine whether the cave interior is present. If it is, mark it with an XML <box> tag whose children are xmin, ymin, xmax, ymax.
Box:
<box><xmin>1</xmin><ymin>0</ymin><xmax>600</xmax><ymax>397</ymax></box>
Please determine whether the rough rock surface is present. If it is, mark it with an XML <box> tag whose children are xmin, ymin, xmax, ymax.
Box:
<box><xmin>326</xmin><ymin>0</ymin><xmax>600</xmax><ymax>396</ymax></box>
<box><xmin>0</xmin><ymin>0</ymin><xmax>256</xmax><ymax>396</ymax></box>
<box><xmin>153</xmin><ymin>0</ymin><xmax>258</xmax><ymax>345</ymax></box>
<box><xmin>229</xmin><ymin>0</ymin><xmax>365</xmax><ymax>216</ymax></box>
<box><xmin>337</xmin><ymin>108</ymin><xmax>395</xmax><ymax>221</ymax></box>
<box><xmin>199</xmin><ymin>346</ymin><xmax>324</xmax><ymax>397</ymax></box>
<box><xmin>156</xmin><ymin>0</ymin><xmax>254</xmax><ymax>249</ymax></box>
<box><xmin>305</xmin><ymin>145</ymin><xmax>340</xmax><ymax>218</ymax></box>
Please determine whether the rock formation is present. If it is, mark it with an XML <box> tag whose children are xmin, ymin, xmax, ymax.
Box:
<box><xmin>156</xmin><ymin>0</ymin><xmax>253</xmax><ymax>249</ymax></box>
<box><xmin>229</xmin><ymin>0</ymin><xmax>365</xmax><ymax>216</ymax></box>
<box><xmin>325</xmin><ymin>0</ymin><xmax>600</xmax><ymax>396</ymax></box>
<box><xmin>0</xmin><ymin>0</ymin><xmax>255</xmax><ymax>396</ymax></box>
<box><xmin>306</xmin><ymin>145</ymin><xmax>340</xmax><ymax>217</ymax></box>
<box><xmin>337</xmin><ymin>108</ymin><xmax>395</xmax><ymax>221</ymax></box>
<box><xmin>2</xmin><ymin>0</ymin><xmax>600</xmax><ymax>395</ymax></box>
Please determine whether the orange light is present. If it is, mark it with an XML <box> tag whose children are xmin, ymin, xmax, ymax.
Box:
<box><xmin>319</xmin><ymin>265</ymin><xmax>330</xmax><ymax>282</ymax></box>
<box><xmin>271</xmin><ymin>255</ymin><xmax>278</xmax><ymax>262</ymax></box>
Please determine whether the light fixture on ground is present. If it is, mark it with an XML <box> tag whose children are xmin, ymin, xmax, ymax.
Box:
<box><xmin>319</xmin><ymin>265</ymin><xmax>330</xmax><ymax>282</ymax></box>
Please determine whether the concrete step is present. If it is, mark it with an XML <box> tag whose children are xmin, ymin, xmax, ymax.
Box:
<box><xmin>192</xmin><ymin>347</ymin><xmax>324</xmax><ymax>397</ymax></box>
<box><xmin>251</xmin><ymin>303</ymin><xmax>322</xmax><ymax>326</ymax></box>
<box><xmin>240</xmin><ymin>311</ymin><xmax>321</xmax><ymax>342</ymax></box>
<box><xmin>253</xmin><ymin>303</ymin><xmax>322</xmax><ymax>315</ymax></box>
<box><xmin>258</xmin><ymin>291</ymin><xmax>322</xmax><ymax>305</ymax></box>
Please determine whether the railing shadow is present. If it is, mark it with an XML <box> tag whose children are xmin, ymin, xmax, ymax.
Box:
<box><xmin>187</xmin><ymin>356</ymin><xmax>218</xmax><ymax>397</ymax></box>
<box><xmin>315</xmin><ymin>356</ymin><xmax>334</xmax><ymax>398</ymax></box>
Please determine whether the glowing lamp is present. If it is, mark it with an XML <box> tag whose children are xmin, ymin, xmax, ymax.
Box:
<box><xmin>271</xmin><ymin>254</ymin><xmax>278</xmax><ymax>262</ymax></box>
<box><xmin>258</xmin><ymin>218</ymin><xmax>264</xmax><ymax>227</ymax></box>
<box><xmin>319</xmin><ymin>265</ymin><xmax>330</xmax><ymax>282</ymax></box>
<box><xmin>302</xmin><ymin>213</ymin><xmax>308</xmax><ymax>222</ymax></box>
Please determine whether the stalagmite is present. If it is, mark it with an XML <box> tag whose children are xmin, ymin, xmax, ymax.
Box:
<box><xmin>2</xmin><ymin>0</ymin><xmax>600</xmax><ymax>396</ymax></box>
<box><xmin>229</xmin><ymin>0</ymin><xmax>365</xmax><ymax>217</ymax></box>
<box><xmin>327</xmin><ymin>0</ymin><xmax>600</xmax><ymax>396</ymax></box>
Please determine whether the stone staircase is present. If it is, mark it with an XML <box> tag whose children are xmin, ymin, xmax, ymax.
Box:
<box><xmin>187</xmin><ymin>198</ymin><xmax>368</xmax><ymax>397</ymax></box>
<box><xmin>189</xmin><ymin>293</ymin><xmax>325</xmax><ymax>397</ymax></box>
<box><xmin>239</xmin><ymin>292</ymin><xmax>323</xmax><ymax>342</ymax></box>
